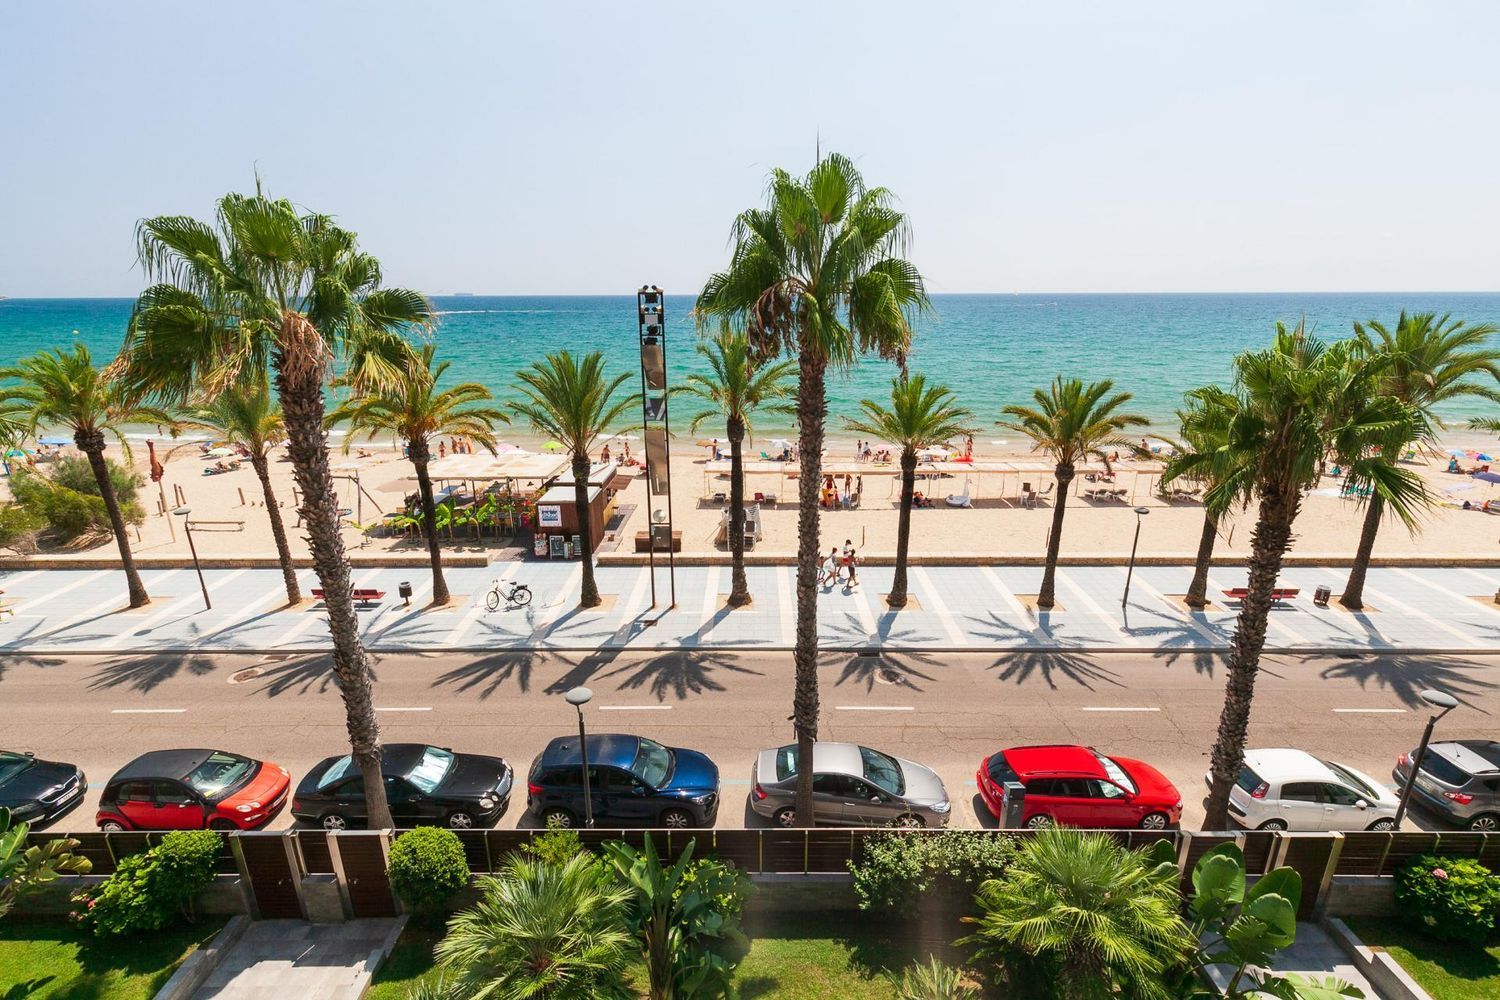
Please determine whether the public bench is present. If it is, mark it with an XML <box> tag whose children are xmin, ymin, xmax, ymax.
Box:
<box><xmin>312</xmin><ymin>587</ymin><xmax>386</xmax><ymax>605</ymax></box>
<box><xmin>1220</xmin><ymin>587</ymin><xmax>1300</xmax><ymax>603</ymax></box>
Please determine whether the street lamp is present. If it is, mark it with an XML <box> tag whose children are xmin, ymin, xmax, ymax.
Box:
<box><xmin>1121</xmin><ymin>506</ymin><xmax>1150</xmax><ymax>607</ymax></box>
<box><xmin>1393</xmin><ymin>688</ymin><xmax>1460</xmax><ymax>829</ymax></box>
<box><xmin>565</xmin><ymin>686</ymin><xmax>595</xmax><ymax>828</ymax></box>
<box><xmin>173</xmin><ymin>507</ymin><xmax>210</xmax><ymax>611</ymax></box>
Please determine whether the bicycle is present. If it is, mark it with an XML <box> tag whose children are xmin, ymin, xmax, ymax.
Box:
<box><xmin>485</xmin><ymin>578</ymin><xmax>532</xmax><ymax>611</ymax></box>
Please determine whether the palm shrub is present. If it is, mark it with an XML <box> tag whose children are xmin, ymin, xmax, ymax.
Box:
<box><xmin>887</xmin><ymin>957</ymin><xmax>979</xmax><ymax>1000</ymax></box>
<box><xmin>0</xmin><ymin>806</ymin><xmax>91</xmax><ymax>921</ymax></box>
<box><xmin>849</xmin><ymin>830</ymin><xmax>1017</xmax><ymax>920</ymax></box>
<box><xmin>74</xmin><ymin>830</ymin><xmax>221</xmax><ymax>936</ymax></box>
<box><xmin>1394</xmin><ymin>853</ymin><xmax>1500</xmax><ymax>944</ymax></box>
<box><xmin>389</xmin><ymin>827</ymin><xmax>470</xmax><ymax>919</ymax></box>
<box><xmin>697</xmin><ymin>152</ymin><xmax>929</xmax><ymax>825</ymax></box>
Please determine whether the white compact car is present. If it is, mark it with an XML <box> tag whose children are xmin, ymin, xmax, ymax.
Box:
<box><xmin>1206</xmin><ymin>749</ymin><xmax>1398</xmax><ymax>831</ymax></box>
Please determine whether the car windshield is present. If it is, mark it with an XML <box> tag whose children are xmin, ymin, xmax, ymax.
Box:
<box><xmin>184</xmin><ymin>751</ymin><xmax>256</xmax><ymax>799</ymax></box>
<box><xmin>860</xmin><ymin>747</ymin><xmax>905</xmax><ymax>796</ymax></box>
<box><xmin>0</xmin><ymin>753</ymin><xmax>34</xmax><ymax>786</ymax></box>
<box><xmin>1322</xmin><ymin>760</ymin><xmax>1379</xmax><ymax>799</ymax></box>
<box><xmin>630</xmin><ymin>738</ymin><xmax>673</xmax><ymax>788</ymax></box>
<box><xmin>405</xmin><ymin>747</ymin><xmax>455</xmax><ymax>795</ymax></box>
<box><xmin>1092</xmin><ymin>751</ymin><xmax>1138</xmax><ymax>795</ymax></box>
<box><xmin>317</xmin><ymin>756</ymin><xmax>356</xmax><ymax>791</ymax></box>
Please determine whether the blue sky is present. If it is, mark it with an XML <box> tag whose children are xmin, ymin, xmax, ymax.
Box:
<box><xmin>3</xmin><ymin>1</ymin><xmax>1497</xmax><ymax>297</ymax></box>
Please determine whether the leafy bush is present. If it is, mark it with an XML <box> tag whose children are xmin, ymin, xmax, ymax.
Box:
<box><xmin>50</xmin><ymin>454</ymin><xmax>143</xmax><ymax>507</ymax></box>
<box><xmin>389</xmin><ymin>827</ymin><xmax>469</xmax><ymax>916</ymax></box>
<box><xmin>74</xmin><ymin>830</ymin><xmax>221</xmax><ymax>936</ymax></box>
<box><xmin>888</xmin><ymin>957</ymin><xmax>979</xmax><ymax>1000</ymax></box>
<box><xmin>521</xmin><ymin>828</ymin><xmax>586</xmax><ymax>867</ymax></box>
<box><xmin>1395</xmin><ymin>853</ymin><xmax>1500</xmax><ymax>944</ymax></box>
<box><xmin>849</xmin><ymin>831</ymin><xmax>1018</xmax><ymax>919</ymax></box>
<box><xmin>1</xmin><ymin>805</ymin><xmax>92</xmax><ymax>920</ymax></box>
<box><xmin>0</xmin><ymin>503</ymin><xmax>45</xmax><ymax>553</ymax></box>
<box><xmin>8</xmin><ymin>463</ymin><xmax>143</xmax><ymax>542</ymax></box>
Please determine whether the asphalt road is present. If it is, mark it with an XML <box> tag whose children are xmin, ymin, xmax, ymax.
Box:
<box><xmin>4</xmin><ymin>647</ymin><xmax>1495</xmax><ymax>833</ymax></box>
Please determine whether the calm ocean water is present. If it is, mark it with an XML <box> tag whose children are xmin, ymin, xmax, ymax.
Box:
<box><xmin>4</xmin><ymin>293</ymin><xmax>1499</xmax><ymax>433</ymax></box>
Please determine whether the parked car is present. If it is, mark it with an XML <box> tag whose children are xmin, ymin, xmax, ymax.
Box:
<box><xmin>976</xmin><ymin>744</ymin><xmax>1182</xmax><ymax>830</ymax></box>
<box><xmin>750</xmin><ymin>742</ymin><xmax>951</xmax><ymax>828</ymax></box>
<box><xmin>96</xmin><ymin>749</ymin><xmax>289</xmax><ymax>831</ymax></box>
<box><xmin>1205</xmin><ymin>748</ymin><xmax>1397</xmax><ymax>831</ymax></box>
<box><xmin>1393</xmin><ymin>738</ymin><xmax>1500</xmax><ymax>831</ymax></box>
<box><xmin>292</xmin><ymin>743</ymin><xmax>512</xmax><ymax>830</ymax></box>
<box><xmin>0</xmin><ymin>750</ymin><xmax>85</xmax><ymax>827</ymax></box>
<box><xmin>526</xmin><ymin>734</ymin><xmax>719</xmax><ymax>829</ymax></box>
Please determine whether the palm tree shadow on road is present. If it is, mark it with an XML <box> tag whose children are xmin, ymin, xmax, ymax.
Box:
<box><xmin>86</xmin><ymin>652</ymin><xmax>221</xmax><ymax>694</ymax></box>
<box><xmin>432</xmin><ymin>650</ymin><xmax>547</xmax><ymax>698</ymax></box>
<box><xmin>595</xmin><ymin>650</ymin><xmax>766</xmax><ymax>702</ymax></box>
<box><xmin>1311</xmin><ymin>652</ymin><xmax>1498</xmax><ymax>712</ymax></box>
<box><xmin>831</xmin><ymin>649</ymin><xmax>940</xmax><ymax>693</ymax></box>
<box><xmin>987</xmin><ymin>648</ymin><xmax>1124</xmax><ymax>691</ymax></box>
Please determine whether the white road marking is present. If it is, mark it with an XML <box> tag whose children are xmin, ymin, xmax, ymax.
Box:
<box><xmin>111</xmin><ymin>708</ymin><xmax>186</xmax><ymax>714</ymax></box>
<box><xmin>273</xmin><ymin>567</ymin><xmax>384</xmax><ymax>648</ymax></box>
<box><xmin>1456</xmin><ymin>567</ymin><xmax>1500</xmax><ymax>591</ymax></box>
<box><xmin>1116</xmin><ymin>568</ymin><xmax>1221</xmax><ymax>643</ymax></box>
<box><xmin>979</xmin><ymin>567</ymin><xmax>1030</xmax><ymax>618</ymax></box>
<box><xmin>598</xmin><ymin>705</ymin><xmax>673</xmax><ymax>711</ymax></box>
<box><xmin>101</xmin><ymin>569</ymin><xmax>248</xmax><ymax>650</ymax></box>
<box><xmin>443</xmin><ymin>593</ymin><xmax>490</xmax><ymax>646</ymax></box>
<box><xmin>1082</xmin><ymin>706</ymin><xmax>1160</xmax><ymax>712</ymax></box>
<box><xmin>39</xmin><ymin>570</ymin><xmax>182</xmax><ymax>640</ymax></box>
<box><xmin>698</xmin><ymin>565</ymin><xmax>722</xmax><ymax>642</ymax></box>
<box><xmin>375</xmin><ymin>706</ymin><xmax>432</xmax><ymax>712</ymax></box>
<box><xmin>911</xmin><ymin>567</ymin><xmax>966</xmax><ymax>645</ymax></box>
<box><xmin>848</xmin><ymin>578</ymin><xmax>877</xmax><ymax>636</ymax></box>
<box><xmin>1332</xmin><ymin>708</ymin><xmax>1408</xmax><ymax>714</ymax></box>
<box><xmin>775</xmin><ymin>566</ymin><xmax>795</xmax><ymax>645</ymax></box>
<box><xmin>616</xmin><ymin>567</ymin><xmax>652</xmax><ymax>627</ymax></box>
<box><xmin>533</xmin><ymin>565</ymin><xmax>583</xmax><ymax>632</ymax></box>
<box><xmin>196</xmin><ymin>569</ymin><xmax>317</xmax><ymax>645</ymax></box>
<box><xmin>1056</xmin><ymin>571</ymin><xmax>1117</xmax><ymax>624</ymax></box>
<box><xmin>1367</xmin><ymin>576</ymin><xmax>1492</xmax><ymax>647</ymax></box>
<box><xmin>834</xmin><ymin>705</ymin><xmax>914</xmax><ymax>712</ymax></box>
<box><xmin>15</xmin><ymin>569</ymin><xmax>109</xmax><ymax>608</ymax></box>
<box><xmin>0</xmin><ymin>570</ymin><xmax>42</xmax><ymax>591</ymax></box>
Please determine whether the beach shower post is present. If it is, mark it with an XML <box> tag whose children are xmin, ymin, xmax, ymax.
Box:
<box><xmin>636</xmin><ymin>286</ymin><xmax>677</xmax><ymax>610</ymax></box>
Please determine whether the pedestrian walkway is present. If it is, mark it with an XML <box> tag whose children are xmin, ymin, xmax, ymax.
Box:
<box><xmin>2</xmin><ymin>561</ymin><xmax>1500</xmax><ymax>654</ymax></box>
<box><xmin>190</xmin><ymin>918</ymin><xmax>404</xmax><ymax>1000</ymax></box>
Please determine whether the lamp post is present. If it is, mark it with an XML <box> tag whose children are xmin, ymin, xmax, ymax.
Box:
<box><xmin>1121</xmin><ymin>506</ymin><xmax>1150</xmax><ymax>607</ymax></box>
<box><xmin>565</xmin><ymin>686</ymin><xmax>594</xmax><ymax>828</ymax></box>
<box><xmin>1393</xmin><ymin>688</ymin><xmax>1460</xmax><ymax>829</ymax></box>
<box><xmin>173</xmin><ymin>507</ymin><xmax>210</xmax><ymax>611</ymax></box>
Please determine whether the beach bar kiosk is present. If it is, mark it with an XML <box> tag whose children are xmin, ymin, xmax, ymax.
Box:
<box><xmin>533</xmin><ymin>461</ymin><xmax>620</xmax><ymax>558</ymax></box>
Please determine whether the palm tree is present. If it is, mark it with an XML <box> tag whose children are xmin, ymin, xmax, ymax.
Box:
<box><xmin>426</xmin><ymin>852</ymin><xmax>635</xmax><ymax>1000</ymax></box>
<box><xmin>510</xmin><ymin>352</ymin><xmax>634</xmax><ymax>609</ymax></box>
<box><xmin>1164</xmin><ymin>387</ymin><xmax>1244</xmax><ymax>610</ymax></box>
<box><xmin>961</xmin><ymin>828</ymin><xmax>1190</xmax><ymax>1000</ymax></box>
<box><xmin>0</xmin><ymin>345</ymin><xmax>171</xmax><ymax>608</ymax></box>
<box><xmin>1000</xmin><ymin>377</ymin><xmax>1146</xmax><ymax>610</ymax></box>
<box><xmin>679</xmin><ymin>330</ymin><xmax>796</xmax><ymax>606</ymax></box>
<box><xmin>1338</xmin><ymin>312</ymin><xmax>1500</xmax><ymax>610</ymax></box>
<box><xmin>1183</xmin><ymin>324</ymin><xmax>1425</xmax><ymax>829</ymax></box>
<box><xmin>846</xmin><ymin>375</ymin><xmax>972</xmax><ymax>608</ymax></box>
<box><xmin>697</xmin><ymin>153</ymin><xmax>929</xmax><ymax>826</ymax></box>
<box><xmin>178</xmin><ymin>380</ymin><xmax>301</xmax><ymax>605</ymax></box>
<box><xmin>330</xmin><ymin>342</ymin><xmax>507</xmax><ymax>606</ymax></box>
<box><xmin>112</xmin><ymin>188</ymin><xmax>432</xmax><ymax>829</ymax></box>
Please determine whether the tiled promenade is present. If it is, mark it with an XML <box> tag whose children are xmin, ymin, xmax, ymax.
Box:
<box><xmin>3</xmin><ymin>561</ymin><xmax>1500</xmax><ymax>654</ymax></box>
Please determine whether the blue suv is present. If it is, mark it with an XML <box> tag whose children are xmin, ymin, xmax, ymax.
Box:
<box><xmin>526</xmin><ymin>734</ymin><xmax>720</xmax><ymax>829</ymax></box>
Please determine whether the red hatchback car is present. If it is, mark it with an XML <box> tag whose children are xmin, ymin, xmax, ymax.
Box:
<box><xmin>977</xmin><ymin>744</ymin><xmax>1182</xmax><ymax>831</ymax></box>
<box><xmin>96</xmin><ymin>749</ymin><xmax>290</xmax><ymax>832</ymax></box>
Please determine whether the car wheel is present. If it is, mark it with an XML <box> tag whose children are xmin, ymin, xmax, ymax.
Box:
<box><xmin>659</xmin><ymin>808</ymin><xmax>694</xmax><ymax>829</ymax></box>
<box><xmin>1366</xmin><ymin>818</ymin><xmax>1396</xmax><ymax>832</ymax></box>
<box><xmin>321</xmin><ymin>813</ymin><xmax>349</xmax><ymax>831</ymax></box>
<box><xmin>541</xmin><ymin>807</ymin><xmax>576</xmax><ymax>829</ymax></box>
<box><xmin>773</xmin><ymin>807</ymin><xmax>797</xmax><ymax>828</ymax></box>
<box><xmin>891</xmin><ymin>813</ymin><xmax>925</xmax><ymax>829</ymax></box>
<box><xmin>1468</xmin><ymin>813</ymin><xmax>1500</xmax><ymax>832</ymax></box>
<box><xmin>1257</xmin><ymin>819</ymin><xmax>1288</xmax><ymax>832</ymax></box>
<box><xmin>99</xmin><ymin>820</ymin><xmax>126</xmax><ymax>832</ymax></box>
<box><xmin>1024</xmin><ymin>814</ymin><xmax>1054</xmax><ymax>830</ymax></box>
<box><xmin>1138</xmin><ymin>812</ymin><xmax>1170</xmax><ymax>831</ymax></box>
<box><xmin>447</xmin><ymin>811</ymin><xmax>475</xmax><ymax>830</ymax></box>
<box><xmin>208</xmin><ymin>818</ymin><xmax>237</xmax><ymax>831</ymax></box>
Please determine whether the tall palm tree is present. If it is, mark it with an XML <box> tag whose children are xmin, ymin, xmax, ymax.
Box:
<box><xmin>1164</xmin><ymin>387</ymin><xmax>1244</xmax><ymax>610</ymax></box>
<box><xmin>510</xmin><ymin>352</ymin><xmax>634</xmax><ymax>609</ymax></box>
<box><xmin>330</xmin><ymin>342</ymin><xmax>508</xmax><ymax>606</ymax></box>
<box><xmin>845</xmin><ymin>374</ymin><xmax>972</xmax><ymax>608</ymax></box>
<box><xmin>0</xmin><ymin>345</ymin><xmax>171</xmax><ymax>608</ymax></box>
<box><xmin>679</xmin><ymin>330</ymin><xmax>797</xmax><ymax>607</ymax></box>
<box><xmin>112</xmin><ymin>188</ymin><xmax>432</xmax><ymax>829</ymax></box>
<box><xmin>178</xmin><ymin>380</ymin><xmax>301</xmax><ymax>605</ymax></box>
<box><xmin>1338</xmin><ymin>312</ymin><xmax>1500</xmax><ymax>610</ymax></box>
<box><xmin>696</xmin><ymin>153</ymin><xmax>929</xmax><ymax>826</ymax></box>
<box><xmin>1180</xmin><ymin>324</ymin><xmax>1425</xmax><ymax>829</ymax></box>
<box><xmin>1000</xmin><ymin>377</ymin><xmax>1146</xmax><ymax>610</ymax></box>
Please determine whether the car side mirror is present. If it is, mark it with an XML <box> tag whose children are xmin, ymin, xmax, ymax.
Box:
<box><xmin>1356</xmin><ymin>799</ymin><xmax>1369</xmax><ymax>809</ymax></box>
<box><xmin>870</xmin><ymin>794</ymin><xmax>884</xmax><ymax>803</ymax></box>
<box><xmin>632</xmin><ymin>786</ymin><xmax>647</xmax><ymax>796</ymax></box>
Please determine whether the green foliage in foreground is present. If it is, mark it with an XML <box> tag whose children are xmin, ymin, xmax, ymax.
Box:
<box><xmin>0</xmin><ymin>916</ymin><xmax>223</xmax><ymax>1000</ymax></box>
<box><xmin>0</xmin><ymin>807</ymin><xmax>91</xmax><ymax>921</ymax></box>
<box><xmin>1345</xmin><ymin>916</ymin><xmax>1500</xmax><ymax>1000</ymax></box>
<box><xmin>1394</xmin><ymin>854</ymin><xmax>1500</xmax><ymax>945</ymax></box>
<box><xmin>389</xmin><ymin>828</ymin><xmax>470</xmax><ymax>919</ymax></box>
<box><xmin>850</xmin><ymin>830</ymin><xmax>1017</xmax><ymax>920</ymax></box>
<box><xmin>7</xmin><ymin>462</ymin><xmax>144</xmax><ymax>544</ymax></box>
<box><xmin>73</xmin><ymin>831</ymin><xmax>220</xmax><ymax>937</ymax></box>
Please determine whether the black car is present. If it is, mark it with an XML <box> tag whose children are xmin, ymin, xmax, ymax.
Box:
<box><xmin>0</xmin><ymin>751</ymin><xmax>85</xmax><ymax>827</ymax></box>
<box><xmin>291</xmin><ymin>744</ymin><xmax>512</xmax><ymax>830</ymax></box>
<box><xmin>526</xmin><ymin>734</ymin><xmax>720</xmax><ymax>829</ymax></box>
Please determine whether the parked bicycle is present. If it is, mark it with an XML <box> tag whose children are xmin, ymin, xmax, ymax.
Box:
<box><xmin>485</xmin><ymin>578</ymin><xmax>532</xmax><ymax>611</ymax></box>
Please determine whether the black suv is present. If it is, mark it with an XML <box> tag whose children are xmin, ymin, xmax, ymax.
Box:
<box><xmin>526</xmin><ymin>734</ymin><xmax>719</xmax><ymax>829</ymax></box>
<box><xmin>1394</xmin><ymin>739</ymin><xmax>1500</xmax><ymax>831</ymax></box>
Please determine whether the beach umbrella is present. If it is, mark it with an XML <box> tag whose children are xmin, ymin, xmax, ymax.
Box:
<box><xmin>495</xmin><ymin>442</ymin><xmax>522</xmax><ymax>454</ymax></box>
<box><xmin>1446</xmin><ymin>447</ymin><xmax>1467</xmax><ymax>457</ymax></box>
<box><xmin>1479</xmin><ymin>453</ymin><xmax>1494</xmax><ymax>462</ymax></box>
<box><xmin>769</xmin><ymin>438</ymin><xmax>793</xmax><ymax>450</ymax></box>
<box><xmin>1474</xmin><ymin>471</ymin><xmax>1500</xmax><ymax>485</ymax></box>
<box><xmin>541</xmin><ymin>441</ymin><xmax>563</xmax><ymax>452</ymax></box>
<box><xmin>208</xmin><ymin>446</ymin><xmax>235</xmax><ymax>458</ymax></box>
<box><xmin>695</xmin><ymin>438</ymin><xmax>717</xmax><ymax>447</ymax></box>
<box><xmin>38</xmin><ymin>435</ymin><xmax>70</xmax><ymax>446</ymax></box>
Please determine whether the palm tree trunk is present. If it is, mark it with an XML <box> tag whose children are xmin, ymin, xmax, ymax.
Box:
<box><xmin>572</xmin><ymin>452</ymin><xmax>600</xmax><ymax>608</ymax></box>
<box><xmin>273</xmin><ymin>315</ymin><xmax>392</xmax><ymax>830</ymax></box>
<box><xmin>889</xmin><ymin>448</ymin><xmax>917</xmax><ymax>608</ymax></box>
<box><xmin>76</xmin><ymin>430</ymin><xmax>149</xmax><ymax>608</ymax></box>
<box><xmin>251</xmin><ymin>451</ymin><xmax>301</xmax><ymax>606</ymax></box>
<box><xmin>1339</xmin><ymin>493</ymin><xmax>1382</xmax><ymax>611</ymax></box>
<box><xmin>1036</xmin><ymin>464</ymin><xmax>1074</xmax><ymax>610</ymax></box>
<box><xmin>1185</xmin><ymin>512</ymin><xmax>1218</xmax><ymax>609</ymax></box>
<box><xmin>791</xmin><ymin>349</ymin><xmax>826</xmax><ymax>827</ymax></box>
<box><xmin>1203</xmin><ymin>484</ymin><xmax>1299</xmax><ymax>829</ymax></box>
<box><xmin>408</xmin><ymin>439</ymin><xmax>449</xmax><ymax>606</ymax></box>
<box><xmin>727</xmin><ymin>415</ymin><xmax>750</xmax><ymax>606</ymax></box>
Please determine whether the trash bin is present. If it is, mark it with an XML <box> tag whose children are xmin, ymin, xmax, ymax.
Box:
<box><xmin>398</xmin><ymin>581</ymin><xmax>414</xmax><ymax>607</ymax></box>
<box><xmin>1313</xmin><ymin>584</ymin><xmax>1331</xmax><ymax>607</ymax></box>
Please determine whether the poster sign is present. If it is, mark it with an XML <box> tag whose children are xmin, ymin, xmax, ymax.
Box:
<box><xmin>538</xmin><ymin>505</ymin><xmax>563</xmax><ymax>528</ymax></box>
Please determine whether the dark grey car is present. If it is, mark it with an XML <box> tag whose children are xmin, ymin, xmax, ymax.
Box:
<box><xmin>750</xmin><ymin>742</ymin><xmax>951</xmax><ymax>828</ymax></box>
<box><xmin>1393</xmin><ymin>739</ymin><xmax>1500</xmax><ymax>831</ymax></box>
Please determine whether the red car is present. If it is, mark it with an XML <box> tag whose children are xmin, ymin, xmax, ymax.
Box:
<box><xmin>976</xmin><ymin>744</ymin><xmax>1182</xmax><ymax>831</ymax></box>
<box><xmin>96</xmin><ymin>749</ymin><xmax>290</xmax><ymax>831</ymax></box>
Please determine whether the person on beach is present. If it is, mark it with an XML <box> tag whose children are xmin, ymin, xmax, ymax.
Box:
<box><xmin>601</xmin><ymin>444</ymin><xmax>611</xmax><ymax>464</ymax></box>
<box><xmin>821</xmin><ymin>546</ymin><xmax>842</xmax><ymax>586</ymax></box>
<box><xmin>844</xmin><ymin>547</ymin><xmax>860</xmax><ymax>588</ymax></box>
<box><xmin>438</xmin><ymin>441</ymin><xmax>446</xmax><ymax>459</ymax></box>
<box><xmin>856</xmin><ymin>474</ymin><xmax>863</xmax><ymax>499</ymax></box>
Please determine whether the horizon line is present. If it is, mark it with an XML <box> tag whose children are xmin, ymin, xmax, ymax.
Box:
<box><xmin>6</xmin><ymin>289</ymin><xmax>1500</xmax><ymax>301</ymax></box>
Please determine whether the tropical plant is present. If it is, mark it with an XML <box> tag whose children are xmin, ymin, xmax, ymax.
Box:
<box><xmin>1338</xmin><ymin>312</ymin><xmax>1500</xmax><ymax>609</ymax></box>
<box><xmin>1000</xmin><ymin>377</ymin><xmax>1146</xmax><ymax>610</ymax></box>
<box><xmin>0</xmin><ymin>806</ymin><xmax>91</xmax><ymax>921</ymax></box>
<box><xmin>509</xmin><ymin>352</ymin><xmax>634</xmax><ymax>608</ymax></box>
<box><xmin>887</xmin><ymin>957</ymin><xmax>980</xmax><ymax>1000</ymax></box>
<box><xmin>388</xmin><ymin>827</ymin><xmax>471</xmax><ymax>919</ymax></box>
<box><xmin>331</xmin><ymin>342</ymin><xmax>507</xmax><ymax>605</ymax></box>
<box><xmin>425</xmin><ymin>852</ymin><xmax>634</xmax><ymax>1000</ymax></box>
<box><xmin>1177</xmin><ymin>324</ymin><xmax>1425</xmax><ymax>829</ymax></box>
<box><xmin>0</xmin><ymin>345</ymin><xmax>171</xmax><ymax>607</ymax></box>
<box><xmin>680</xmin><ymin>330</ymin><xmax>796</xmax><ymax>606</ymax></box>
<box><xmin>847</xmin><ymin>375</ymin><xmax>972</xmax><ymax>607</ymax></box>
<box><xmin>74</xmin><ymin>829</ymin><xmax>220</xmax><ymax>936</ymax></box>
<box><xmin>697</xmin><ymin>152</ymin><xmax>929</xmax><ymax>826</ymax></box>
<box><xmin>7</xmin><ymin>464</ymin><xmax>142</xmax><ymax>543</ymax></box>
<box><xmin>522</xmin><ymin>828</ymin><xmax>588</xmax><ymax>867</ymax></box>
<box><xmin>1394</xmin><ymin>853</ymin><xmax>1500</xmax><ymax>944</ymax></box>
<box><xmin>178</xmin><ymin>380</ymin><xmax>301</xmax><ymax>604</ymax></box>
<box><xmin>115</xmin><ymin>187</ymin><xmax>433</xmax><ymax>829</ymax></box>
<box><xmin>961</xmin><ymin>829</ymin><xmax>1190</xmax><ymax>1000</ymax></box>
<box><xmin>1164</xmin><ymin>387</ymin><xmax>1245</xmax><ymax>609</ymax></box>
<box><xmin>849</xmin><ymin>830</ymin><xmax>1017</xmax><ymax>920</ymax></box>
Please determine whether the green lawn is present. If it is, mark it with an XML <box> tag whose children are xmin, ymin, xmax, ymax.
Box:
<box><xmin>1346</xmin><ymin>917</ymin><xmax>1500</xmax><ymax>1000</ymax></box>
<box><xmin>0</xmin><ymin>917</ymin><xmax>225</xmax><ymax>1000</ymax></box>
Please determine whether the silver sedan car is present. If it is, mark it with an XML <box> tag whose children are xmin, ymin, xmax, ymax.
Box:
<box><xmin>750</xmin><ymin>742</ymin><xmax>951</xmax><ymax>828</ymax></box>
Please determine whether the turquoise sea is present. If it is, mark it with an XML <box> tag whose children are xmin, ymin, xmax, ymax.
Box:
<box><xmin>3</xmin><ymin>293</ymin><xmax>1500</xmax><ymax>433</ymax></box>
